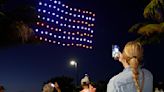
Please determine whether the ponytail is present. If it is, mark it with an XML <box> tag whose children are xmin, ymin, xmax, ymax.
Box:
<box><xmin>129</xmin><ymin>57</ymin><xmax>141</xmax><ymax>92</ymax></box>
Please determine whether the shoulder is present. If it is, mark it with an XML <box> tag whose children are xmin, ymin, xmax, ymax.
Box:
<box><xmin>108</xmin><ymin>69</ymin><xmax>133</xmax><ymax>87</ymax></box>
<box><xmin>142</xmin><ymin>68</ymin><xmax>153</xmax><ymax>79</ymax></box>
<box><xmin>107</xmin><ymin>74</ymin><xmax>120</xmax><ymax>91</ymax></box>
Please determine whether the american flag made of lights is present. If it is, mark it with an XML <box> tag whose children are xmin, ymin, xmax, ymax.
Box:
<box><xmin>34</xmin><ymin>0</ymin><xmax>95</xmax><ymax>49</ymax></box>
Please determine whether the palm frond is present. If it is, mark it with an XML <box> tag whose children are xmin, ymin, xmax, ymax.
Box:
<box><xmin>128</xmin><ymin>23</ymin><xmax>147</xmax><ymax>33</ymax></box>
<box><xmin>135</xmin><ymin>32</ymin><xmax>164</xmax><ymax>45</ymax></box>
<box><xmin>15</xmin><ymin>21</ymin><xmax>35</xmax><ymax>43</ymax></box>
<box><xmin>143</xmin><ymin>0</ymin><xmax>164</xmax><ymax>22</ymax></box>
<box><xmin>137</xmin><ymin>23</ymin><xmax>163</xmax><ymax>36</ymax></box>
<box><xmin>129</xmin><ymin>22</ymin><xmax>164</xmax><ymax>45</ymax></box>
<box><xmin>0</xmin><ymin>11</ymin><xmax>5</xmax><ymax>16</ymax></box>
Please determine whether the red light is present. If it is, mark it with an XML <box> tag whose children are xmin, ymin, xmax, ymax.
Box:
<box><xmin>55</xmin><ymin>28</ymin><xmax>58</xmax><ymax>31</ymax></box>
<box><xmin>77</xmin><ymin>20</ymin><xmax>80</xmax><ymax>23</ymax></box>
<box><xmin>51</xmin><ymin>27</ymin><xmax>54</xmax><ymax>30</ymax></box>
<box><xmin>41</xmin><ymin>23</ymin><xmax>44</xmax><ymax>26</ymax></box>
<box><xmin>93</xmin><ymin>14</ymin><xmax>95</xmax><ymax>17</ymax></box>
<box><xmin>78</xmin><ymin>9</ymin><xmax>81</xmax><ymax>12</ymax></box>
<box><xmin>53</xmin><ymin>41</ymin><xmax>56</xmax><ymax>43</ymax></box>
<box><xmin>37</xmin><ymin>22</ymin><xmax>40</xmax><ymax>25</ymax></box>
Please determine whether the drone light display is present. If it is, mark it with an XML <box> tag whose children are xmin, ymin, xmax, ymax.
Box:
<box><xmin>34</xmin><ymin>0</ymin><xmax>95</xmax><ymax>49</ymax></box>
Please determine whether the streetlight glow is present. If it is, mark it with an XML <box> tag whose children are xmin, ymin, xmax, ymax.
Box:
<box><xmin>70</xmin><ymin>60</ymin><xmax>77</xmax><ymax>67</ymax></box>
<box><xmin>69</xmin><ymin>60</ymin><xmax>78</xmax><ymax>85</ymax></box>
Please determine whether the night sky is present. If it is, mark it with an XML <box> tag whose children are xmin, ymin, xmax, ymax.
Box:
<box><xmin>0</xmin><ymin>0</ymin><xmax>164</xmax><ymax>92</ymax></box>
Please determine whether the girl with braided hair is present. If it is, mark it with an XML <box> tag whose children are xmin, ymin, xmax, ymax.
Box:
<box><xmin>107</xmin><ymin>41</ymin><xmax>153</xmax><ymax>92</ymax></box>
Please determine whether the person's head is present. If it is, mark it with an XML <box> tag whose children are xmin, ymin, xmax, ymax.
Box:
<box><xmin>122</xmin><ymin>41</ymin><xmax>143</xmax><ymax>92</ymax></box>
<box><xmin>42</xmin><ymin>83</ymin><xmax>54</xmax><ymax>92</ymax></box>
<box><xmin>122</xmin><ymin>41</ymin><xmax>143</xmax><ymax>67</ymax></box>
<box><xmin>81</xmin><ymin>74</ymin><xmax>90</xmax><ymax>89</ymax></box>
<box><xmin>0</xmin><ymin>85</ymin><xmax>5</xmax><ymax>92</ymax></box>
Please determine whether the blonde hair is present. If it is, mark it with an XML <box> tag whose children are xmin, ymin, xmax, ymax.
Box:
<box><xmin>123</xmin><ymin>41</ymin><xmax>143</xmax><ymax>92</ymax></box>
